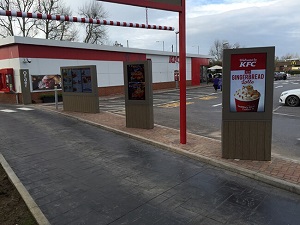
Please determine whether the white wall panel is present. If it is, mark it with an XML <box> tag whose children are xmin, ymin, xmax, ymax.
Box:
<box><xmin>149</xmin><ymin>55</ymin><xmax>172</xmax><ymax>83</ymax></box>
<box><xmin>107</xmin><ymin>62</ymin><xmax>124</xmax><ymax>86</ymax></box>
<box><xmin>7</xmin><ymin>55</ymin><xmax>193</xmax><ymax>92</ymax></box>
<box><xmin>186</xmin><ymin>58</ymin><xmax>192</xmax><ymax>80</ymax></box>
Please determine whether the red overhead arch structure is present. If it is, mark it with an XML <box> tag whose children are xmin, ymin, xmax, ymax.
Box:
<box><xmin>99</xmin><ymin>0</ymin><xmax>187</xmax><ymax>144</ymax></box>
<box><xmin>100</xmin><ymin>0</ymin><xmax>183</xmax><ymax>12</ymax></box>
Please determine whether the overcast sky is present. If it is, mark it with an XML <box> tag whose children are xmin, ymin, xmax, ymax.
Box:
<box><xmin>63</xmin><ymin>0</ymin><xmax>300</xmax><ymax>58</ymax></box>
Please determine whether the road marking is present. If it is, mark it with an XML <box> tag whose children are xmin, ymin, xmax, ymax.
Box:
<box><xmin>199</xmin><ymin>96</ymin><xmax>217</xmax><ymax>100</ymax></box>
<box><xmin>212</xmin><ymin>103</ymin><xmax>222</xmax><ymax>107</ymax></box>
<box><xmin>0</xmin><ymin>109</ymin><xmax>17</xmax><ymax>113</ymax></box>
<box><xmin>292</xmin><ymin>82</ymin><xmax>299</xmax><ymax>85</ymax></box>
<box><xmin>273</xmin><ymin>112</ymin><xmax>298</xmax><ymax>117</ymax></box>
<box><xmin>273</xmin><ymin>106</ymin><xmax>282</xmax><ymax>112</ymax></box>
<box><xmin>17</xmin><ymin>107</ymin><xmax>34</xmax><ymax>111</ymax></box>
<box><xmin>155</xmin><ymin>100</ymin><xmax>179</xmax><ymax>106</ymax></box>
<box><xmin>275</xmin><ymin>86</ymin><xmax>283</xmax><ymax>89</ymax></box>
<box><xmin>158</xmin><ymin>101</ymin><xmax>193</xmax><ymax>108</ymax></box>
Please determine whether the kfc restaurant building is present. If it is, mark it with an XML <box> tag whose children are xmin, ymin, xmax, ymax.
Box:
<box><xmin>0</xmin><ymin>36</ymin><xmax>210</xmax><ymax>104</ymax></box>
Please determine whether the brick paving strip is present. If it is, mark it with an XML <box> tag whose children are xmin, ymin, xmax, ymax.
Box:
<box><xmin>40</xmin><ymin>106</ymin><xmax>300</xmax><ymax>195</ymax></box>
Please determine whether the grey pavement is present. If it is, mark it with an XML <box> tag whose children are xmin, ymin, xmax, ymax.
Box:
<box><xmin>0</xmin><ymin>105</ymin><xmax>300</xmax><ymax>224</ymax></box>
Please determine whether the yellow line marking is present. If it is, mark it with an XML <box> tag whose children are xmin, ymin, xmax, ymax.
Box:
<box><xmin>199</xmin><ymin>96</ymin><xmax>217</xmax><ymax>100</ymax></box>
<box><xmin>159</xmin><ymin>102</ymin><xmax>194</xmax><ymax>108</ymax></box>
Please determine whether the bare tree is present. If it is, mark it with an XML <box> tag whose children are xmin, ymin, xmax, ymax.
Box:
<box><xmin>209</xmin><ymin>39</ymin><xmax>241</xmax><ymax>64</ymax></box>
<box><xmin>78</xmin><ymin>0</ymin><xmax>108</xmax><ymax>44</ymax></box>
<box><xmin>209</xmin><ymin>39</ymin><xmax>224</xmax><ymax>63</ymax></box>
<box><xmin>0</xmin><ymin>0</ymin><xmax>15</xmax><ymax>37</ymax></box>
<box><xmin>16</xmin><ymin>0</ymin><xmax>38</xmax><ymax>37</ymax></box>
<box><xmin>36</xmin><ymin>0</ymin><xmax>78</xmax><ymax>41</ymax></box>
<box><xmin>0</xmin><ymin>0</ymin><xmax>39</xmax><ymax>37</ymax></box>
<box><xmin>280</xmin><ymin>53</ymin><xmax>299</xmax><ymax>60</ymax></box>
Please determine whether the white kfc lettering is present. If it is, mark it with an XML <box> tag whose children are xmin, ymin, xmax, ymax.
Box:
<box><xmin>239</xmin><ymin>62</ymin><xmax>256</xmax><ymax>67</ymax></box>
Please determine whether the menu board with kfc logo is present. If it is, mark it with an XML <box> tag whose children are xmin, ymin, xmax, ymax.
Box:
<box><xmin>230</xmin><ymin>53</ymin><xmax>267</xmax><ymax>112</ymax></box>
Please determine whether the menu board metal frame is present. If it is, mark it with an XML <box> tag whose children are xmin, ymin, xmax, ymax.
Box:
<box><xmin>123</xmin><ymin>60</ymin><xmax>154</xmax><ymax>129</ymax></box>
<box><xmin>61</xmin><ymin>65</ymin><xmax>99</xmax><ymax>113</ymax></box>
<box><xmin>222</xmin><ymin>47</ymin><xmax>275</xmax><ymax>161</ymax></box>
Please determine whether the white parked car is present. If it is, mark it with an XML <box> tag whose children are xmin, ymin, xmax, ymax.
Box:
<box><xmin>279</xmin><ymin>89</ymin><xmax>300</xmax><ymax>107</ymax></box>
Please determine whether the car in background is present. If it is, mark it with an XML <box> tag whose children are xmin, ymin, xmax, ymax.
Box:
<box><xmin>279</xmin><ymin>89</ymin><xmax>300</xmax><ymax>107</ymax></box>
<box><xmin>274</xmin><ymin>72</ymin><xmax>287</xmax><ymax>80</ymax></box>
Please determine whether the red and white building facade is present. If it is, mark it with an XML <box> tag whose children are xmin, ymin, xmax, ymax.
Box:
<box><xmin>0</xmin><ymin>36</ymin><xmax>210</xmax><ymax>104</ymax></box>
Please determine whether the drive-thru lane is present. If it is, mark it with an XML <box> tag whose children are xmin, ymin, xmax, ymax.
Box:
<box><xmin>1</xmin><ymin>104</ymin><xmax>300</xmax><ymax>224</ymax></box>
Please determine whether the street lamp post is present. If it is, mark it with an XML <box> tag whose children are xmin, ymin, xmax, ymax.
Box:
<box><xmin>156</xmin><ymin>40</ymin><xmax>164</xmax><ymax>51</ymax></box>
<box><xmin>192</xmin><ymin>45</ymin><xmax>199</xmax><ymax>54</ymax></box>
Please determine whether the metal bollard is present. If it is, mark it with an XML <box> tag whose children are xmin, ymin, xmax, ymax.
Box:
<box><xmin>54</xmin><ymin>86</ymin><xmax>58</xmax><ymax>110</ymax></box>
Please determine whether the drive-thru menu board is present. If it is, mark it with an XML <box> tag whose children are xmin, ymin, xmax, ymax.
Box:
<box><xmin>222</xmin><ymin>47</ymin><xmax>275</xmax><ymax>161</ymax></box>
<box><xmin>230</xmin><ymin>53</ymin><xmax>266</xmax><ymax>112</ymax></box>
<box><xmin>62</xmin><ymin>68</ymin><xmax>92</xmax><ymax>93</ymax></box>
<box><xmin>127</xmin><ymin>64</ymin><xmax>146</xmax><ymax>100</ymax></box>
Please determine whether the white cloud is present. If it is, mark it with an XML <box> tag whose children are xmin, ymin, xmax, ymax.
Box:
<box><xmin>62</xmin><ymin>0</ymin><xmax>299</xmax><ymax>57</ymax></box>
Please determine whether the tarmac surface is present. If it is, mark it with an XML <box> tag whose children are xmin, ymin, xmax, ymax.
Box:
<box><xmin>0</xmin><ymin>102</ymin><xmax>300</xmax><ymax>224</ymax></box>
<box><xmin>46</xmin><ymin>103</ymin><xmax>300</xmax><ymax>194</ymax></box>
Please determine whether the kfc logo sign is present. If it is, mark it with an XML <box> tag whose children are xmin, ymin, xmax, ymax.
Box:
<box><xmin>231</xmin><ymin>53</ymin><xmax>266</xmax><ymax>71</ymax></box>
<box><xmin>240</xmin><ymin>61</ymin><xmax>256</xmax><ymax>67</ymax></box>
<box><xmin>239</xmin><ymin>58</ymin><xmax>257</xmax><ymax>68</ymax></box>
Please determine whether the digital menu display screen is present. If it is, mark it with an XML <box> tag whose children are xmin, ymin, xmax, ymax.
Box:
<box><xmin>62</xmin><ymin>68</ymin><xmax>92</xmax><ymax>93</ymax></box>
<box><xmin>230</xmin><ymin>53</ymin><xmax>266</xmax><ymax>112</ymax></box>
<box><xmin>127</xmin><ymin>64</ymin><xmax>146</xmax><ymax>100</ymax></box>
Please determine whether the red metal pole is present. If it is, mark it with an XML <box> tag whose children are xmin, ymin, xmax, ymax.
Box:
<box><xmin>179</xmin><ymin>0</ymin><xmax>186</xmax><ymax>144</ymax></box>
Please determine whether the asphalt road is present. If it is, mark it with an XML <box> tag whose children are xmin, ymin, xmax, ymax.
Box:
<box><xmin>0</xmin><ymin>104</ymin><xmax>300</xmax><ymax>224</ymax></box>
<box><xmin>99</xmin><ymin>75</ymin><xmax>300</xmax><ymax>162</ymax></box>
<box><xmin>271</xmin><ymin>76</ymin><xmax>300</xmax><ymax>160</ymax></box>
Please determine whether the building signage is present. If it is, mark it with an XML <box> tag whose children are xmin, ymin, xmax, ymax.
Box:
<box><xmin>20</xmin><ymin>69</ymin><xmax>32</xmax><ymax>104</ymax></box>
<box><xmin>99</xmin><ymin>0</ymin><xmax>183</xmax><ymax>12</ymax></box>
<box><xmin>32</xmin><ymin>75</ymin><xmax>61</xmax><ymax>91</ymax></box>
<box><xmin>169</xmin><ymin>56</ymin><xmax>179</xmax><ymax>63</ymax></box>
<box><xmin>230</xmin><ymin>53</ymin><xmax>267</xmax><ymax>112</ymax></box>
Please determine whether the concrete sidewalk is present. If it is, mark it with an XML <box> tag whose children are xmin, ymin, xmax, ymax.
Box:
<box><xmin>38</xmin><ymin>104</ymin><xmax>300</xmax><ymax>195</ymax></box>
